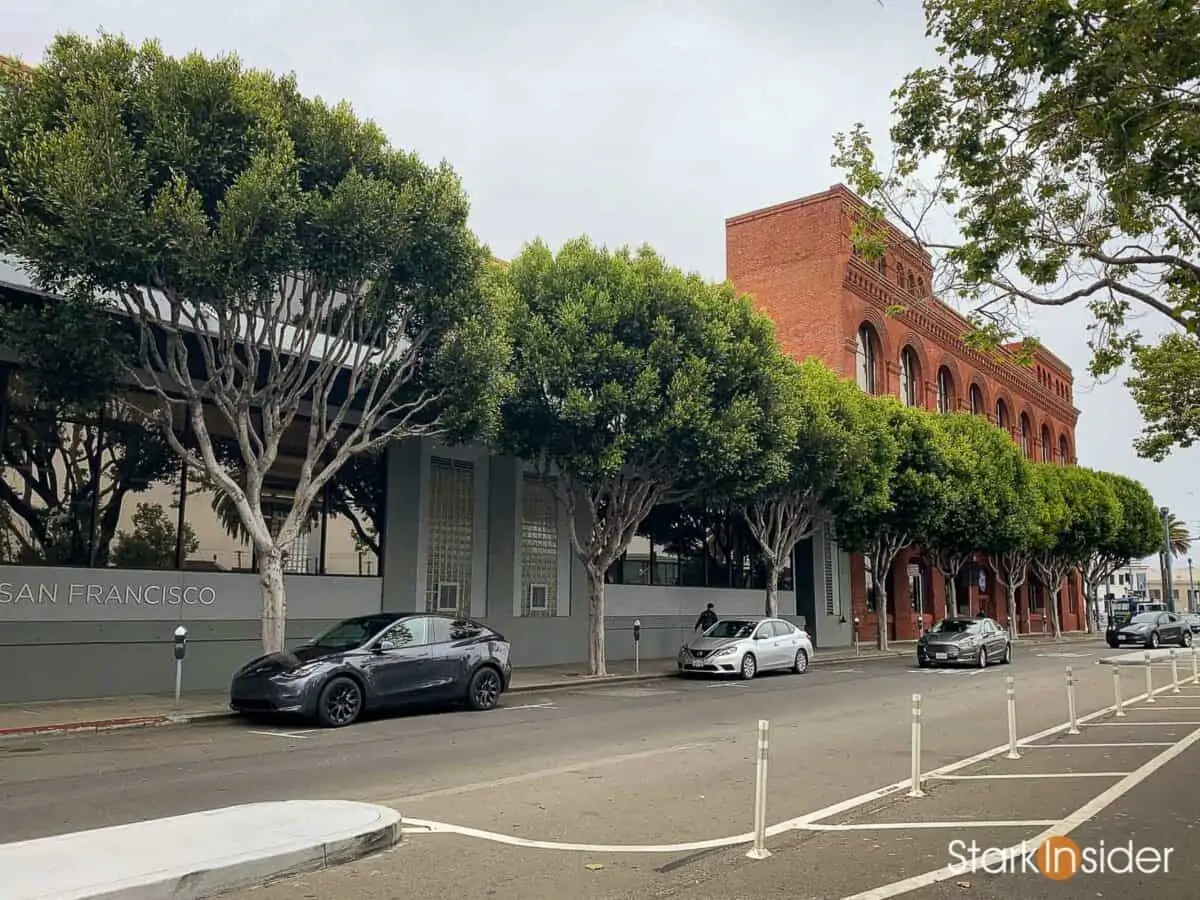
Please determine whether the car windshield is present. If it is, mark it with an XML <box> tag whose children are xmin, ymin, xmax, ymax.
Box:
<box><xmin>930</xmin><ymin>619</ymin><xmax>980</xmax><ymax>634</ymax></box>
<box><xmin>309</xmin><ymin>615</ymin><xmax>398</xmax><ymax>650</ymax></box>
<box><xmin>1130</xmin><ymin>612</ymin><xmax>1160</xmax><ymax>625</ymax></box>
<box><xmin>704</xmin><ymin>620</ymin><xmax>757</xmax><ymax>639</ymax></box>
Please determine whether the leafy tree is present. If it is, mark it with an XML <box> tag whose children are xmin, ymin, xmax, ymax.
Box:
<box><xmin>980</xmin><ymin>456</ymin><xmax>1037</xmax><ymax>638</ymax></box>
<box><xmin>834</xmin><ymin>401</ymin><xmax>946</xmax><ymax>652</ymax></box>
<box><xmin>1080</xmin><ymin>472</ymin><xmax>1161</xmax><ymax>622</ymax></box>
<box><xmin>499</xmin><ymin>237</ymin><xmax>792</xmax><ymax>675</ymax></box>
<box><xmin>736</xmin><ymin>358</ymin><xmax>896</xmax><ymax>617</ymax></box>
<box><xmin>1030</xmin><ymin>465</ymin><xmax>1121</xmax><ymax>639</ymax></box>
<box><xmin>831</xmin><ymin>1</ymin><xmax>1200</xmax><ymax>389</ymax></box>
<box><xmin>923</xmin><ymin>412</ymin><xmax>1027</xmax><ymax>617</ymax></box>
<box><xmin>1166</xmin><ymin>511</ymin><xmax>1191</xmax><ymax>558</ymax></box>
<box><xmin>111</xmin><ymin>502</ymin><xmax>199</xmax><ymax>570</ymax></box>
<box><xmin>1126</xmin><ymin>334</ymin><xmax>1200</xmax><ymax>462</ymax></box>
<box><xmin>0</xmin><ymin>35</ymin><xmax>511</xmax><ymax>653</ymax></box>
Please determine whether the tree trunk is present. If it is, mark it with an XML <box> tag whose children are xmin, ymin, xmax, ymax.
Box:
<box><xmin>586</xmin><ymin>568</ymin><xmax>607</xmax><ymax>677</ymax></box>
<box><xmin>1049</xmin><ymin>578</ymin><xmax>1063</xmax><ymax>639</ymax></box>
<box><xmin>1006</xmin><ymin>583</ymin><xmax>1018</xmax><ymax>640</ymax></box>
<box><xmin>876</xmin><ymin>582</ymin><xmax>890</xmax><ymax>653</ymax></box>
<box><xmin>259</xmin><ymin>547</ymin><xmax>287</xmax><ymax>654</ymax></box>
<box><xmin>946</xmin><ymin>575</ymin><xmax>957</xmax><ymax>619</ymax></box>
<box><xmin>764</xmin><ymin>561</ymin><xmax>780</xmax><ymax>617</ymax></box>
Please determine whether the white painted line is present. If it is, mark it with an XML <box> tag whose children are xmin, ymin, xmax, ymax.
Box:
<box><xmin>1021</xmin><ymin>741</ymin><xmax>1174</xmax><ymax>748</ymax></box>
<box><xmin>827</xmin><ymin>669</ymin><xmax>864</xmax><ymax>674</ymax></box>
<box><xmin>800</xmin><ymin>820</ymin><xmax>1057</xmax><ymax>832</ymax></box>
<box><xmin>500</xmin><ymin>702</ymin><xmax>558</xmax><ymax>712</ymax></box>
<box><xmin>1081</xmin><ymin>721</ymin><xmax>1200</xmax><ymax>727</ymax></box>
<box><xmin>841</xmin><ymin>724</ymin><xmax>1200</xmax><ymax>899</ymax></box>
<box><xmin>927</xmin><ymin>772</ymin><xmax>1127</xmax><ymax>780</ymax></box>
<box><xmin>393</xmin><ymin>681</ymin><xmax>1180</xmax><ymax>857</ymax></box>
<box><xmin>246</xmin><ymin>730</ymin><xmax>311</xmax><ymax>740</ymax></box>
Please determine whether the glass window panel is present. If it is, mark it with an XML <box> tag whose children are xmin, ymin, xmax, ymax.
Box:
<box><xmin>424</xmin><ymin>457</ymin><xmax>474</xmax><ymax>616</ymax></box>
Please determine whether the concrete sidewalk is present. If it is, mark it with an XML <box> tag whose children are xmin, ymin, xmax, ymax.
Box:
<box><xmin>0</xmin><ymin>634</ymin><xmax>1096</xmax><ymax>738</ymax></box>
<box><xmin>0</xmin><ymin>800</ymin><xmax>400</xmax><ymax>900</ymax></box>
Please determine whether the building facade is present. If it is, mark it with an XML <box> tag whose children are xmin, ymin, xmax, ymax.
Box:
<box><xmin>726</xmin><ymin>185</ymin><xmax>1084</xmax><ymax>641</ymax></box>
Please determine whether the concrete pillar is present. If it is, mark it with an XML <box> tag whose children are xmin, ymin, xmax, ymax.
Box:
<box><xmin>379</xmin><ymin>438</ymin><xmax>425</xmax><ymax>613</ymax></box>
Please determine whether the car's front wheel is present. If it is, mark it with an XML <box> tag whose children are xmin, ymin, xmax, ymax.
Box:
<box><xmin>316</xmin><ymin>676</ymin><xmax>363</xmax><ymax>728</ymax></box>
<box><xmin>977</xmin><ymin>648</ymin><xmax>988</xmax><ymax>669</ymax></box>
<box><xmin>740</xmin><ymin>653</ymin><xmax>757</xmax><ymax>680</ymax></box>
<box><xmin>1002</xmin><ymin>642</ymin><xmax>1012</xmax><ymax>665</ymax></box>
<box><xmin>1149</xmin><ymin>632</ymin><xmax>1161</xmax><ymax>649</ymax></box>
<box><xmin>467</xmin><ymin>666</ymin><xmax>502</xmax><ymax>711</ymax></box>
<box><xmin>1183</xmin><ymin>631</ymin><xmax>1193</xmax><ymax>648</ymax></box>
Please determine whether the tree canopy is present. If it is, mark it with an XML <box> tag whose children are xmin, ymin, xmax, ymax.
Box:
<box><xmin>0</xmin><ymin>34</ymin><xmax>511</xmax><ymax>652</ymax></box>
<box><xmin>1081</xmin><ymin>471</ymin><xmax>1161</xmax><ymax>608</ymax></box>
<box><xmin>498</xmin><ymin>236</ymin><xmax>792</xmax><ymax>674</ymax></box>
<box><xmin>832</xmin><ymin>0</ymin><xmax>1200</xmax><ymax>450</ymax></box>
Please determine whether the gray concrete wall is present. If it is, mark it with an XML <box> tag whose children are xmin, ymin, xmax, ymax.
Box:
<box><xmin>0</xmin><ymin>566</ymin><xmax>381</xmax><ymax>702</ymax></box>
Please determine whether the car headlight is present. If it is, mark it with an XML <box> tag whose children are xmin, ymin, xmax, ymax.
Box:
<box><xmin>275</xmin><ymin>663</ymin><xmax>322</xmax><ymax>679</ymax></box>
<box><xmin>713</xmin><ymin>647</ymin><xmax>737</xmax><ymax>657</ymax></box>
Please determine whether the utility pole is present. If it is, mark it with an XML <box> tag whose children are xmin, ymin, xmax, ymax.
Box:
<box><xmin>1189</xmin><ymin>557</ymin><xmax>1196</xmax><ymax>614</ymax></box>
<box><xmin>1161</xmin><ymin>507</ymin><xmax>1175</xmax><ymax>613</ymax></box>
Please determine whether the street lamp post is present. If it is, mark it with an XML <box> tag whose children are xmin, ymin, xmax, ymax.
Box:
<box><xmin>1161</xmin><ymin>507</ymin><xmax>1175</xmax><ymax>613</ymax></box>
<box><xmin>1189</xmin><ymin>557</ymin><xmax>1196</xmax><ymax>614</ymax></box>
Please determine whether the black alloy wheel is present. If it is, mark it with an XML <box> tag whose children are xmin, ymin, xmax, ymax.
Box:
<box><xmin>317</xmin><ymin>676</ymin><xmax>363</xmax><ymax>728</ymax></box>
<box><xmin>1149</xmin><ymin>632</ymin><xmax>1161</xmax><ymax>649</ymax></box>
<box><xmin>467</xmin><ymin>667</ymin><xmax>502</xmax><ymax>711</ymax></box>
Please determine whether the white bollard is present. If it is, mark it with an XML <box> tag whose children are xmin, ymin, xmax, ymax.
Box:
<box><xmin>1066</xmin><ymin>667</ymin><xmax>1079</xmax><ymax>735</ymax></box>
<box><xmin>1171</xmin><ymin>649</ymin><xmax>1181</xmax><ymax>693</ymax></box>
<box><xmin>1145</xmin><ymin>651</ymin><xmax>1156</xmax><ymax>703</ymax></box>
<box><xmin>746</xmin><ymin>720</ymin><xmax>771</xmax><ymax>860</ymax></box>
<box><xmin>908</xmin><ymin>694</ymin><xmax>925</xmax><ymax>798</ymax></box>
<box><xmin>1112</xmin><ymin>665</ymin><xmax>1126</xmax><ymax>717</ymax></box>
<box><xmin>1005</xmin><ymin>676</ymin><xmax>1021</xmax><ymax>759</ymax></box>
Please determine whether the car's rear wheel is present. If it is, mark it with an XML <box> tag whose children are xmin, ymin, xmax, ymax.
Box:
<box><xmin>792</xmin><ymin>649</ymin><xmax>809</xmax><ymax>674</ymax></box>
<box><xmin>467</xmin><ymin>666</ymin><xmax>502</xmax><ymax>711</ymax></box>
<box><xmin>317</xmin><ymin>676</ymin><xmax>363</xmax><ymax>728</ymax></box>
<box><xmin>740</xmin><ymin>653</ymin><xmax>757</xmax><ymax>680</ymax></box>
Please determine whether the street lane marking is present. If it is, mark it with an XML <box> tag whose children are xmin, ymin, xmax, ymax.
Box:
<box><xmin>800</xmin><ymin>820</ymin><xmax>1057</xmax><ymax>831</ymax></box>
<box><xmin>386</xmin><ymin>676</ymin><xmax>1180</xmax><ymax>855</ymax></box>
<box><xmin>841</xmin><ymin>724</ymin><xmax>1200</xmax><ymax>899</ymax></box>
<box><xmin>1081</xmin><ymin>721</ymin><xmax>1200</xmax><ymax>726</ymax></box>
<box><xmin>1021</xmin><ymin>741</ymin><xmax>1174</xmax><ymax>748</ymax></box>
<box><xmin>499</xmin><ymin>702</ymin><xmax>558</xmax><ymax>712</ymax></box>
<box><xmin>927</xmin><ymin>772</ymin><xmax>1127</xmax><ymax>780</ymax></box>
<box><xmin>246</xmin><ymin>730</ymin><xmax>315</xmax><ymax>739</ymax></box>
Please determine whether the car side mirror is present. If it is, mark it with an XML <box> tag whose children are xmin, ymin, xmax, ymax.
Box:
<box><xmin>755</xmin><ymin>633</ymin><xmax>766</xmax><ymax>640</ymax></box>
<box><xmin>374</xmin><ymin>640</ymin><xmax>397</xmax><ymax>653</ymax></box>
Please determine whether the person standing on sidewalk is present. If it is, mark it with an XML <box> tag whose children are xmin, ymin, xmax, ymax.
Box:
<box><xmin>695</xmin><ymin>602</ymin><xmax>718</xmax><ymax>633</ymax></box>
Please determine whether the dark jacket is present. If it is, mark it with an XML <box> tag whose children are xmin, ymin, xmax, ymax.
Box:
<box><xmin>696</xmin><ymin>609</ymin><xmax>718</xmax><ymax>631</ymax></box>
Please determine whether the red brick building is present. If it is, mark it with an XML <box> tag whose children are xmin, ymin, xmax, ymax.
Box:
<box><xmin>726</xmin><ymin>185</ymin><xmax>1085</xmax><ymax>640</ymax></box>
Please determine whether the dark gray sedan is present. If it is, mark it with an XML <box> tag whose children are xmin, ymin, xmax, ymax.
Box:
<box><xmin>917</xmin><ymin>616</ymin><xmax>1011</xmax><ymax>668</ymax></box>
<box><xmin>229</xmin><ymin>613</ymin><xmax>512</xmax><ymax>727</ymax></box>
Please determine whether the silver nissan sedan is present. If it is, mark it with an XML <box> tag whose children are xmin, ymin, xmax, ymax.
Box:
<box><xmin>677</xmin><ymin>616</ymin><xmax>813</xmax><ymax>679</ymax></box>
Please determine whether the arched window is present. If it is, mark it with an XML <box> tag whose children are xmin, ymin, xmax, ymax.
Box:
<box><xmin>896</xmin><ymin>265</ymin><xmax>905</xmax><ymax>288</ymax></box>
<box><xmin>995</xmin><ymin>399</ymin><xmax>1010</xmax><ymax>431</ymax></box>
<box><xmin>917</xmin><ymin>277</ymin><xmax>925</xmax><ymax>297</ymax></box>
<box><xmin>936</xmin><ymin>366</ymin><xmax>954</xmax><ymax>414</ymax></box>
<box><xmin>907</xmin><ymin>272</ymin><xmax>916</xmax><ymax>294</ymax></box>
<box><xmin>855</xmin><ymin>324</ymin><xmax>878</xmax><ymax>394</ymax></box>
<box><xmin>876</xmin><ymin>257</ymin><xmax>887</xmax><ymax>276</ymax></box>
<box><xmin>1040</xmin><ymin>425</ymin><xmax>1052</xmax><ymax>462</ymax></box>
<box><xmin>1059</xmin><ymin>434</ymin><xmax>1070</xmax><ymax>464</ymax></box>
<box><xmin>899</xmin><ymin>347</ymin><xmax>920</xmax><ymax>407</ymax></box>
<box><xmin>1019</xmin><ymin>413</ymin><xmax>1033</xmax><ymax>457</ymax></box>
<box><xmin>969</xmin><ymin>384</ymin><xmax>984</xmax><ymax>416</ymax></box>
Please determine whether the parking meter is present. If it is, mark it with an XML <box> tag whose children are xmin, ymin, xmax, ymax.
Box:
<box><xmin>632</xmin><ymin>619</ymin><xmax>641</xmax><ymax>673</ymax></box>
<box><xmin>172</xmin><ymin>625</ymin><xmax>188</xmax><ymax>706</ymax></box>
<box><xmin>853</xmin><ymin>617</ymin><xmax>861</xmax><ymax>655</ymax></box>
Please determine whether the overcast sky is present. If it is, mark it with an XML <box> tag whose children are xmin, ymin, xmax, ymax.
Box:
<box><xmin>5</xmin><ymin>0</ymin><xmax>1198</xmax><ymax>552</ymax></box>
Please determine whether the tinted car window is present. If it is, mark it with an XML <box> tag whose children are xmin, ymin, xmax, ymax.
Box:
<box><xmin>310</xmin><ymin>615</ymin><xmax>399</xmax><ymax>650</ymax></box>
<box><xmin>1130</xmin><ymin>613</ymin><xmax>1159</xmax><ymax>625</ymax></box>
<box><xmin>930</xmin><ymin>619</ymin><xmax>980</xmax><ymax>634</ymax></box>
<box><xmin>772</xmin><ymin>621</ymin><xmax>794</xmax><ymax>637</ymax></box>
<box><xmin>380</xmin><ymin>617</ymin><xmax>429</xmax><ymax>647</ymax></box>
<box><xmin>706</xmin><ymin>620</ymin><xmax>756</xmax><ymax>639</ymax></box>
<box><xmin>429</xmin><ymin>618</ymin><xmax>488</xmax><ymax>643</ymax></box>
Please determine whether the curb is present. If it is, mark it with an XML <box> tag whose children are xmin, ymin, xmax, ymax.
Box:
<box><xmin>0</xmin><ymin>800</ymin><xmax>401</xmax><ymax>899</ymax></box>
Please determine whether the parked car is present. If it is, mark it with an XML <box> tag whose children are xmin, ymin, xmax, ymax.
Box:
<box><xmin>229</xmin><ymin>613</ymin><xmax>512</xmax><ymax>727</ymax></box>
<box><xmin>1109</xmin><ymin>611</ymin><xmax>1192</xmax><ymax>650</ymax></box>
<box><xmin>677</xmin><ymin>617</ymin><xmax>812</xmax><ymax>679</ymax></box>
<box><xmin>1105</xmin><ymin>598</ymin><xmax>1167</xmax><ymax>645</ymax></box>
<box><xmin>1181</xmin><ymin>613</ymin><xmax>1200</xmax><ymax>636</ymax></box>
<box><xmin>917</xmin><ymin>616</ymin><xmax>1011</xmax><ymax>668</ymax></box>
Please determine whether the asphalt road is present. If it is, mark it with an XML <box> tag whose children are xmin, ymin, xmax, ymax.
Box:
<box><xmin>5</xmin><ymin>638</ymin><xmax>1199</xmax><ymax>899</ymax></box>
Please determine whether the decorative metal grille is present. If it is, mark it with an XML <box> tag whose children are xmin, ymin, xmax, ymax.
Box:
<box><xmin>424</xmin><ymin>457</ymin><xmax>474</xmax><ymax>616</ymax></box>
<box><xmin>822</xmin><ymin>525</ymin><xmax>841</xmax><ymax>617</ymax></box>
<box><xmin>520</xmin><ymin>474</ymin><xmax>559</xmax><ymax>616</ymax></box>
